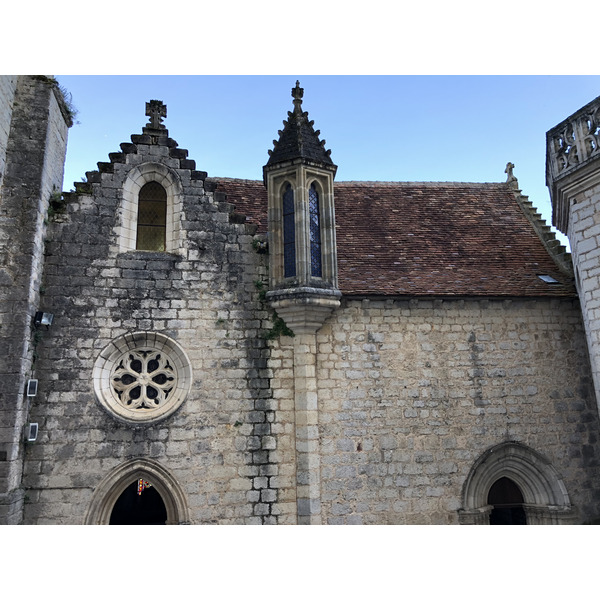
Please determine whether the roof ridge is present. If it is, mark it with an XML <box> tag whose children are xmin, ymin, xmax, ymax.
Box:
<box><xmin>335</xmin><ymin>180</ymin><xmax>506</xmax><ymax>186</ymax></box>
<box><xmin>208</xmin><ymin>177</ymin><xmax>511</xmax><ymax>187</ymax></box>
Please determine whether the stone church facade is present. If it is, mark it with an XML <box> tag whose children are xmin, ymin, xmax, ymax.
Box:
<box><xmin>2</xmin><ymin>75</ymin><xmax>600</xmax><ymax>524</ymax></box>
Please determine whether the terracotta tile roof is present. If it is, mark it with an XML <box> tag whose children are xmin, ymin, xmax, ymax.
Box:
<box><xmin>207</xmin><ymin>178</ymin><xmax>574</xmax><ymax>297</ymax></box>
<box><xmin>208</xmin><ymin>178</ymin><xmax>269</xmax><ymax>232</ymax></box>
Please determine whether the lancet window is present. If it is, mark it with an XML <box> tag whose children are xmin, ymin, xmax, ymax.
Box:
<box><xmin>309</xmin><ymin>182</ymin><xmax>322</xmax><ymax>277</ymax></box>
<box><xmin>136</xmin><ymin>181</ymin><xmax>167</xmax><ymax>251</ymax></box>
<box><xmin>283</xmin><ymin>183</ymin><xmax>296</xmax><ymax>278</ymax></box>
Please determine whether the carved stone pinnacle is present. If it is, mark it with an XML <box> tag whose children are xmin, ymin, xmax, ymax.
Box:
<box><xmin>292</xmin><ymin>81</ymin><xmax>304</xmax><ymax>115</ymax></box>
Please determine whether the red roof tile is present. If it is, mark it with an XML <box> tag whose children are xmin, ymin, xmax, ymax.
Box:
<box><xmin>207</xmin><ymin>178</ymin><xmax>574</xmax><ymax>297</ymax></box>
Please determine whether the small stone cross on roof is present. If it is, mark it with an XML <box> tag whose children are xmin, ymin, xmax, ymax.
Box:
<box><xmin>146</xmin><ymin>100</ymin><xmax>167</xmax><ymax>129</ymax></box>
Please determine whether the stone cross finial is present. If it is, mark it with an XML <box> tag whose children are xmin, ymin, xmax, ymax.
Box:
<box><xmin>292</xmin><ymin>81</ymin><xmax>304</xmax><ymax>114</ymax></box>
<box><xmin>145</xmin><ymin>100</ymin><xmax>167</xmax><ymax>129</ymax></box>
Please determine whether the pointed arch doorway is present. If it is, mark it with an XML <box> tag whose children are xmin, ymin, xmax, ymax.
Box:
<box><xmin>85</xmin><ymin>459</ymin><xmax>190</xmax><ymax>525</ymax></box>
<box><xmin>109</xmin><ymin>479</ymin><xmax>168</xmax><ymax>525</ymax></box>
<box><xmin>458</xmin><ymin>442</ymin><xmax>574</xmax><ymax>525</ymax></box>
<box><xmin>487</xmin><ymin>477</ymin><xmax>527</xmax><ymax>525</ymax></box>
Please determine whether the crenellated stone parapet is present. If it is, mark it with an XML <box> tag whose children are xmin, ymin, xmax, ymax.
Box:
<box><xmin>546</xmin><ymin>94</ymin><xmax>600</xmax><ymax>233</ymax></box>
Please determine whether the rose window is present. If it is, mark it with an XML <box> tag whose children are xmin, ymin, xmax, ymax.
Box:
<box><xmin>94</xmin><ymin>332</ymin><xmax>192</xmax><ymax>424</ymax></box>
<box><xmin>112</xmin><ymin>349</ymin><xmax>176</xmax><ymax>410</ymax></box>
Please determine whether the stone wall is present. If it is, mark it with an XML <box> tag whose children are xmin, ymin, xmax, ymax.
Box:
<box><xmin>15</xmin><ymin>88</ymin><xmax>600</xmax><ymax>526</ymax></box>
<box><xmin>21</xmin><ymin>131</ymin><xmax>298</xmax><ymax>524</ymax></box>
<box><xmin>567</xmin><ymin>180</ymin><xmax>600</xmax><ymax>416</ymax></box>
<box><xmin>23</xmin><ymin>184</ymin><xmax>600</xmax><ymax>524</ymax></box>
<box><xmin>308</xmin><ymin>296</ymin><xmax>600</xmax><ymax>524</ymax></box>
<box><xmin>0</xmin><ymin>76</ymin><xmax>70</xmax><ymax>523</ymax></box>
<box><xmin>0</xmin><ymin>75</ymin><xmax>18</xmax><ymax>191</ymax></box>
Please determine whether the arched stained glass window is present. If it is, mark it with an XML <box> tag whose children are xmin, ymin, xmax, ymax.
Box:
<box><xmin>136</xmin><ymin>181</ymin><xmax>167</xmax><ymax>251</ymax></box>
<box><xmin>283</xmin><ymin>183</ymin><xmax>296</xmax><ymax>278</ymax></box>
<box><xmin>309</xmin><ymin>183</ymin><xmax>322</xmax><ymax>277</ymax></box>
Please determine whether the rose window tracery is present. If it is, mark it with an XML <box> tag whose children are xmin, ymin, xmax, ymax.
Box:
<box><xmin>112</xmin><ymin>349</ymin><xmax>176</xmax><ymax>411</ymax></box>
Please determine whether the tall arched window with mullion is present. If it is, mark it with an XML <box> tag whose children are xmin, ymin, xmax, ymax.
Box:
<box><xmin>309</xmin><ymin>182</ymin><xmax>322</xmax><ymax>277</ymax></box>
<box><xmin>136</xmin><ymin>181</ymin><xmax>167</xmax><ymax>251</ymax></box>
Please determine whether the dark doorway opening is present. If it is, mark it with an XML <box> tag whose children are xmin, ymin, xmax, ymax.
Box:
<box><xmin>488</xmin><ymin>477</ymin><xmax>527</xmax><ymax>525</ymax></box>
<box><xmin>109</xmin><ymin>480</ymin><xmax>167</xmax><ymax>525</ymax></box>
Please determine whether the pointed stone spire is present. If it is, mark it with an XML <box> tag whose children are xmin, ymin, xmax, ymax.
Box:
<box><xmin>266</xmin><ymin>81</ymin><xmax>335</xmax><ymax>168</ymax></box>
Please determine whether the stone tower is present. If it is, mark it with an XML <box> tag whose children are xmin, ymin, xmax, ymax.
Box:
<box><xmin>263</xmin><ymin>81</ymin><xmax>341</xmax><ymax>523</ymax></box>
<box><xmin>547</xmin><ymin>94</ymin><xmax>600</xmax><ymax>413</ymax></box>
<box><xmin>0</xmin><ymin>76</ymin><xmax>72</xmax><ymax>523</ymax></box>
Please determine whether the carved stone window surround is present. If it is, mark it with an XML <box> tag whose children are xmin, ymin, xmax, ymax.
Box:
<box><xmin>93</xmin><ymin>331</ymin><xmax>193</xmax><ymax>424</ymax></box>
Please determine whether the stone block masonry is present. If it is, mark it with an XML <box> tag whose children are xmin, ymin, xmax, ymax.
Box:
<box><xmin>0</xmin><ymin>75</ymin><xmax>18</xmax><ymax>191</ymax></box>
<box><xmin>11</xmin><ymin>85</ymin><xmax>600</xmax><ymax>526</ymax></box>
<box><xmin>312</xmin><ymin>297</ymin><xmax>600</xmax><ymax>524</ymax></box>
<box><xmin>21</xmin><ymin>122</ymin><xmax>295</xmax><ymax>524</ymax></box>
<box><xmin>567</xmin><ymin>180</ymin><xmax>600</xmax><ymax>416</ymax></box>
<box><xmin>0</xmin><ymin>76</ymin><xmax>71</xmax><ymax>523</ymax></box>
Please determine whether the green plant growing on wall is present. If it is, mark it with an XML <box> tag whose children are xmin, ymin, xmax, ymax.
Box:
<box><xmin>252</xmin><ymin>238</ymin><xmax>268</xmax><ymax>254</ymax></box>
<box><xmin>254</xmin><ymin>280</ymin><xmax>294</xmax><ymax>339</ymax></box>
<box><xmin>254</xmin><ymin>279</ymin><xmax>267</xmax><ymax>302</ymax></box>
<box><xmin>263</xmin><ymin>311</ymin><xmax>294</xmax><ymax>340</ymax></box>
<box><xmin>57</xmin><ymin>83</ymin><xmax>79</xmax><ymax>123</ymax></box>
<box><xmin>47</xmin><ymin>190</ymin><xmax>67</xmax><ymax>219</ymax></box>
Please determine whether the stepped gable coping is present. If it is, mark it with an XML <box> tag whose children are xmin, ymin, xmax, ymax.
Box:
<box><xmin>72</xmin><ymin>99</ymin><xmax>200</xmax><ymax>191</ymax></box>
<box><xmin>504</xmin><ymin>162</ymin><xmax>572</xmax><ymax>277</ymax></box>
<box><xmin>265</xmin><ymin>81</ymin><xmax>336</xmax><ymax>170</ymax></box>
<box><xmin>206</xmin><ymin>177</ymin><xmax>268</xmax><ymax>232</ymax></box>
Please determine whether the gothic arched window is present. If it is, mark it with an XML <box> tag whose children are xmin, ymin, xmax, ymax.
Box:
<box><xmin>309</xmin><ymin>182</ymin><xmax>322</xmax><ymax>277</ymax></box>
<box><xmin>136</xmin><ymin>181</ymin><xmax>167</xmax><ymax>251</ymax></box>
<box><xmin>283</xmin><ymin>183</ymin><xmax>296</xmax><ymax>278</ymax></box>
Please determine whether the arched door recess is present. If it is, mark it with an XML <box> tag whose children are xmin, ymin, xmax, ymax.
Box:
<box><xmin>85</xmin><ymin>458</ymin><xmax>190</xmax><ymax>525</ymax></box>
<box><xmin>487</xmin><ymin>477</ymin><xmax>527</xmax><ymax>525</ymax></box>
<box><xmin>109</xmin><ymin>479</ymin><xmax>168</xmax><ymax>525</ymax></box>
<box><xmin>458</xmin><ymin>441</ymin><xmax>574</xmax><ymax>525</ymax></box>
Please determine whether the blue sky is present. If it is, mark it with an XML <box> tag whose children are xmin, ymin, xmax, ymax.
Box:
<box><xmin>56</xmin><ymin>75</ymin><xmax>600</xmax><ymax>248</ymax></box>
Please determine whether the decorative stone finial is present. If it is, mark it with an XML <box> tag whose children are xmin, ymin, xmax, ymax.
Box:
<box><xmin>145</xmin><ymin>100</ymin><xmax>167</xmax><ymax>130</ymax></box>
<box><xmin>505</xmin><ymin>162</ymin><xmax>519</xmax><ymax>190</ymax></box>
<box><xmin>264</xmin><ymin>81</ymin><xmax>335</xmax><ymax>170</ymax></box>
<box><xmin>292</xmin><ymin>81</ymin><xmax>304</xmax><ymax>114</ymax></box>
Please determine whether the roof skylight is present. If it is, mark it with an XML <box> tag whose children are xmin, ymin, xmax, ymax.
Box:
<box><xmin>538</xmin><ymin>274</ymin><xmax>560</xmax><ymax>284</ymax></box>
